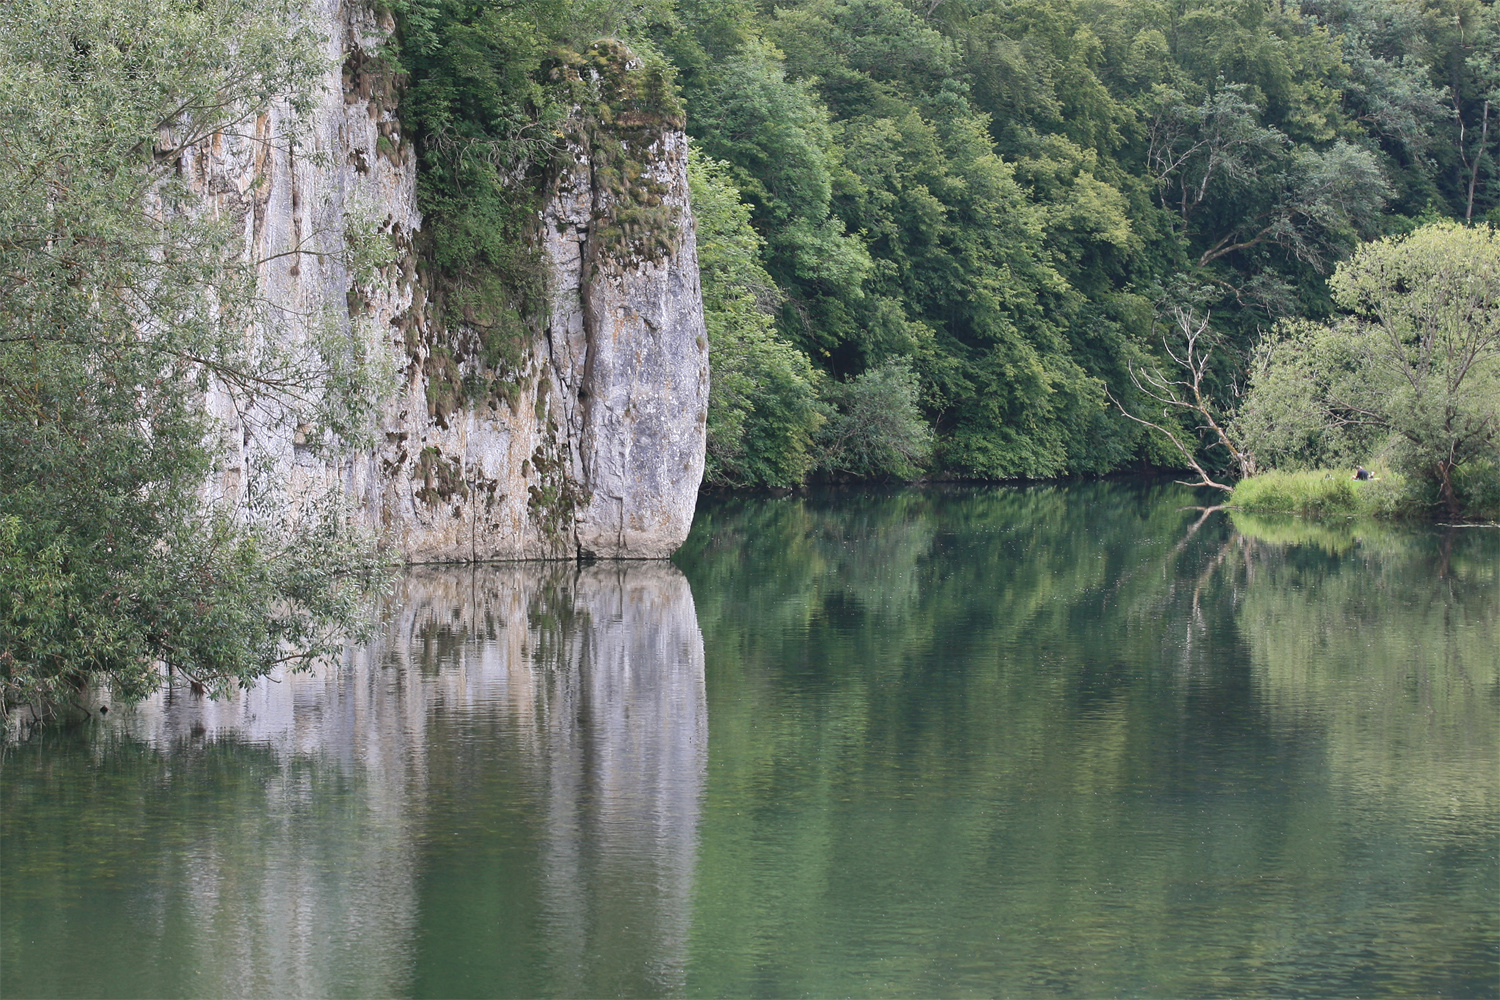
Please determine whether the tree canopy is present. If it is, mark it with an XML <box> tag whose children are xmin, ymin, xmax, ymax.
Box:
<box><xmin>640</xmin><ymin>0</ymin><xmax>1498</xmax><ymax>485</ymax></box>
<box><xmin>383</xmin><ymin>0</ymin><xmax>1500</xmax><ymax>489</ymax></box>
<box><xmin>1239</xmin><ymin>222</ymin><xmax>1500</xmax><ymax>517</ymax></box>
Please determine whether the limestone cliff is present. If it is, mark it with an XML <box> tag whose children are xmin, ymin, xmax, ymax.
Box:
<box><xmin>190</xmin><ymin>1</ymin><xmax>707</xmax><ymax>561</ymax></box>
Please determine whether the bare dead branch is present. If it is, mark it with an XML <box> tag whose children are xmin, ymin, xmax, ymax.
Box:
<box><xmin>1107</xmin><ymin>307</ymin><xmax>1258</xmax><ymax>493</ymax></box>
<box><xmin>1106</xmin><ymin>387</ymin><xmax>1234</xmax><ymax>493</ymax></box>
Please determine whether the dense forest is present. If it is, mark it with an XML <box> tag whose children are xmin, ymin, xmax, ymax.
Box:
<box><xmin>390</xmin><ymin>0</ymin><xmax>1500</xmax><ymax>496</ymax></box>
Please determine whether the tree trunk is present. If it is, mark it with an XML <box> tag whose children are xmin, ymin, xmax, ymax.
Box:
<box><xmin>1436</xmin><ymin>459</ymin><xmax>1460</xmax><ymax>519</ymax></box>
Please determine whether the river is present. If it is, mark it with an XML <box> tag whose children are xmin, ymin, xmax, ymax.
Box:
<box><xmin>3</xmin><ymin>481</ymin><xmax>1496</xmax><ymax>997</ymax></box>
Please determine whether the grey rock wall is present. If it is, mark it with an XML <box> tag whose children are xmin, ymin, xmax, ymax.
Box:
<box><xmin>544</xmin><ymin>129</ymin><xmax>710</xmax><ymax>558</ymax></box>
<box><xmin>189</xmin><ymin>0</ymin><xmax>706</xmax><ymax>561</ymax></box>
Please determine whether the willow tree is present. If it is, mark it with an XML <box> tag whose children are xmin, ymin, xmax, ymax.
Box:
<box><xmin>0</xmin><ymin>0</ymin><xmax>390</xmax><ymax>719</ymax></box>
<box><xmin>1239</xmin><ymin>223</ymin><xmax>1500</xmax><ymax>518</ymax></box>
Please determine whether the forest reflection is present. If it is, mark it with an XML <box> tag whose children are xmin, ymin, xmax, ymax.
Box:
<box><xmin>3</xmin><ymin>482</ymin><xmax>1495</xmax><ymax>999</ymax></box>
<box><xmin>674</xmin><ymin>483</ymin><xmax>1497</xmax><ymax>997</ymax></box>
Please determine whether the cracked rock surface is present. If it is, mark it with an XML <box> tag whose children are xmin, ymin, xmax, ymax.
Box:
<box><xmin>189</xmin><ymin>0</ymin><xmax>706</xmax><ymax>561</ymax></box>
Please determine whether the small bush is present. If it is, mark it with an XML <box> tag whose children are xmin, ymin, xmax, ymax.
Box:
<box><xmin>1451</xmin><ymin>460</ymin><xmax>1500</xmax><ymax>522</ymax></box>
<box><xmin>1393</xmin><ymin>459</ymin><xmax>1500</xmax><ymax>522</ymax></box>
<box><xmin>816</xmin><ymin>359</ymin><xmax>933</xmax><ymax>480</ymax></box>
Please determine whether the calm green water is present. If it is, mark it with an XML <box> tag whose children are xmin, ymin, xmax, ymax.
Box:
<box><xmin>3</xmin><ymin>481</ymin><xmax>1497</xmax><ymax>998</ymax></box>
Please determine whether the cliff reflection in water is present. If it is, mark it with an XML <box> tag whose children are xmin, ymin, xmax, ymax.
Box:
<box><xmin>1</xmin><ymin>563</ymin><xmax>706</xmax><ymax>1000</ymax></box>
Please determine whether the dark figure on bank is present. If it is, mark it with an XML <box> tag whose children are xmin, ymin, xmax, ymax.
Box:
<box><xmin>1353</xmin><ymin>466</ymin><xmax>1374</xmax><ymax>481</ymax></box>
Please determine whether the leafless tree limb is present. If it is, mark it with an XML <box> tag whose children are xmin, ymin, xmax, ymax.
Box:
<box><xmin>1108</xmin><ymin>307</ymin><xmax>1256</xmax><ymax>494</ymax></box>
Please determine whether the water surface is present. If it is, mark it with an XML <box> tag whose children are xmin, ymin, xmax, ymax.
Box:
<box><xmin>3</xmin><ymin>482</ymin><xmax>1496</xmax><ymax>997</ymax></box>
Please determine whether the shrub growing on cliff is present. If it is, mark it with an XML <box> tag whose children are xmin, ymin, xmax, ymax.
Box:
<box><xmin>0</xmin><ymin>0</ymin><xmax>389</xmax><ymax>720</ymax></box>
<box><xmin>391</xmin><ymin>1</ymin><xmax>682</xmax><ymax>339</ymax></box>
<box><xmin>392</xmin><ymin>0</ymin><xmax>562</xmax><ymax>339</ymax></box>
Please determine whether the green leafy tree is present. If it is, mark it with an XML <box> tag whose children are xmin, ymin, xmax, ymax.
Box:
<box><xmin>1239</xmin><ymin>222</ymin><xmax>1500</xmax><ymax>517</ymax></box>
<box><xmin>816</xmin><ymin>359</ymin><xmax>933</xmax><ymax>480</ymax></box>
<box><xmin>687</xmin><ymin>36</ymin><xmax>873</xmax><ymax>355</ymax></box>
<box><xmin>762</xmin><ymin>0</ymin><xmax>1115</xmax><ymax>477</ymax></box>
<box><xmin>0</xmin><ymin>0</ymin><xmax>390</xmax><ymax>718</ymax></box>
<box><xmin>690</xmin><ymin>149</ymin><xmax>824</xmax><ymax>487</ymax></box>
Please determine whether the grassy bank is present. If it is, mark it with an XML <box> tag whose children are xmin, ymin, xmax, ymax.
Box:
<box><xmin>1230</xmin><ymin>466</ymin><xmax>1500</xmax><ymax>522</ymax></box>
<box><xmin>1229</xmin><ymin>469</ymin><xmax>1408</xmax><ymax>518</ymax></box>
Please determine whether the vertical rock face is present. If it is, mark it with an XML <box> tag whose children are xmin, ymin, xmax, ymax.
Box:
<box><xmin>190</xmin><ymin>1</ymin><xmax>706</xmax><ymax>561</ymax></box>
<box><xmin>544</xmin><ymin>127</ymin><xmax>709</xmax><ymax>559</ymax></box>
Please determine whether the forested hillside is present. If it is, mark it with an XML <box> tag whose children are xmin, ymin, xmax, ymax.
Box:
<box><xmin>394</xmin><ymin>0</ymin><xmax>1497</xmax><ymax>486</ymax></box>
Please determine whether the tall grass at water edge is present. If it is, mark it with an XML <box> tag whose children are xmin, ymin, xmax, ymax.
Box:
<box><xmin>1229</xmin><ymin>469</ymin><xmax>1409</xmax><ymax>518</ymax></box>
